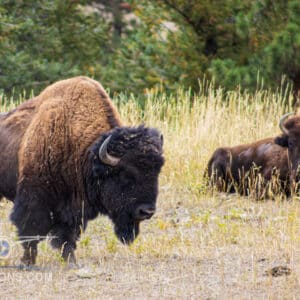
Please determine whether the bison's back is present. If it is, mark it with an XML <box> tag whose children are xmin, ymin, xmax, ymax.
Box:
<box><xmin>230</xmin><ymin>138</ymin><xmax>289</xmax><ymax>181</ymax></box>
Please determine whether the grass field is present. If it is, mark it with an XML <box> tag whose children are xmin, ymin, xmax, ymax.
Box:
<box><xmin>1</xmin><ymin>85</ymin><xmax>300</xmax><ymax>299</ymax></box>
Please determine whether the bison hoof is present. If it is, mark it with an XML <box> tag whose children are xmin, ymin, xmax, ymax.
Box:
<box><xmin>18</xmin><ymin>264</ymin><xmax>41</xmax><ymax>271</ymax></box>
<box><xmin>64</xmin><ymin>262</ymin><xmax>80</xmax><ymax>270</ymax></box>
<box><xmin>20</xmin><ymin>256</ymin><xmax>35</xmax><ymax>266</ymax></box>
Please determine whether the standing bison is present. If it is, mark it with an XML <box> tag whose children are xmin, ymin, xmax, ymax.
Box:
<box><xmin>0</xmin><ymin>77</ymin><xmax>164</xmax><ymax>265</ymax></box>
<box><xmin>207</xmin><ymin>138</ymin><xmax>290</xmax><ymax>197</ymax></box>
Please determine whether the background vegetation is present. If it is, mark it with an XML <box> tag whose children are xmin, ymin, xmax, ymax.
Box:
<box><xmin>1</xmin><ymin>0</ymin><xmax>300</xmax><ymax>98</ymax></box>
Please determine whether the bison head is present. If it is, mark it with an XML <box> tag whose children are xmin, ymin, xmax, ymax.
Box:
<box><xmin>275</xmin><ymin>113</ymin><xmax>300</xmax><ymax>181</ymax></box>
<box><xmin>88</xmin><ymin>126</ymin><xmax>164</xmax><ymax>244</ymax></box>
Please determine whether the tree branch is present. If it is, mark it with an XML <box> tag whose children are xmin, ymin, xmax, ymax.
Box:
<box><xmin>159</xmin><ymin>0</ymin><xmax>204</xmax><ymax>35</ymax></box>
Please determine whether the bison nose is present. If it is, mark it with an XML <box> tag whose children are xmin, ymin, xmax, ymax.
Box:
<box><xmin>134</xmin><ymin>204</ymin><xmax>156</xmax><ymax>221</ymax></box>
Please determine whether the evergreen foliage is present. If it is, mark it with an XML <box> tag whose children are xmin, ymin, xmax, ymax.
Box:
<box><xmin>0</xmin><ymin>0</ymin><xmax>300</xmax><ymax>97</ymax></box>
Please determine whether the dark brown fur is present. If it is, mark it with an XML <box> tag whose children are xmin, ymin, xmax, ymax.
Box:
<box><xmin>0</xmin><ymin>96</ymin><xmax>43</xmax><ymax>200</ymax></box>
<box><xmin>207</xmin><ymin>138</ymin><xmax>290</xmax><ymax>197</ymax></box>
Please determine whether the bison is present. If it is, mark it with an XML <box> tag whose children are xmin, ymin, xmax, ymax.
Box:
<box><xmin>207</xmin><ymin>137</ymin><xmax>290</xmax><ymax>197</ymax></box>
<box><xmin>0</xmin><ymin>76</ymin><xmax>164</xmax><ymax>266</ymax></box>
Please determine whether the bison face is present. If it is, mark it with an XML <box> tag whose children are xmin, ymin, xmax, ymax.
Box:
<box><xmin>276</xmin><ymin>133</ymin><xmax>299</xmax><ymax>178</ymax></box>
<box><xmin>102</xmin><ymin>162</ymin><xmax>162</xmax><ymax>244</ymax></box>
<box><xmin>90</xmin><ymin>126</ymin><xmax>164</xmax><ymax>244</ymax></box>
<box><xmin>276</xmin><ymin>114</ymin><xmax>300</xmax><ymax>181</ymax></box>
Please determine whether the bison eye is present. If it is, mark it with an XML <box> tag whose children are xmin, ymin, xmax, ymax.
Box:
<box><xmin>289</xmin><ymin>139</ymin><xmax>296</xmax><ymax>148</ymax></box>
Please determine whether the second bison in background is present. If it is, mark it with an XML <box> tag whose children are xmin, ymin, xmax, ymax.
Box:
<box><xmin>0</xmin><ymin>76</ymin><xmax>164</xmax><ymax>266</ymax></box>
<box><xmin>207</xmin><ymin>137</ymin><xmax>290</xmax><ymax>198</ymax></box>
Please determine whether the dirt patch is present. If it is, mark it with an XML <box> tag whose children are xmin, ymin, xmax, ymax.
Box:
<box><xmin>0</xmin><ymin>195</ymin><xmax>300</xmax><ymax>299</ymax></box>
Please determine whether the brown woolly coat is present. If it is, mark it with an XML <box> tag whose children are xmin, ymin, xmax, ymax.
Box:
<box><xmin>0</xmin><ymin>77</ymin><xmax>122</xmax><ymax>206</ymax></box>
<box><xmin>207</xmin><ymin>137</ymin><xmax>290</xmax><ymax>196</ymax></box>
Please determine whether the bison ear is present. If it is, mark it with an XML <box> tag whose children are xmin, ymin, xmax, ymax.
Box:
<box><xmin>274</xmin><ymin>135</ymin><xmax>289</xmax><ymax>147</ymax></box>
<box><xmin>160</xmin><ymin>134</ymin><xmax>164</xmax><ymax>146</ymax></box>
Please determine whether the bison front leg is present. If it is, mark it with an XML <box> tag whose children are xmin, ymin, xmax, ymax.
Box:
<box><xmin>20</xmin><ymin>240</ymin><xmax>38</xmax><ymax>266</ymax></box>
<box><xmin>10</xmin><ymin>195</ymin><xmax>52</xmax><ymax>266</ymax></box>
<box><xmin>50</xmin><ymin>223</ymin><xmax>81</xmax><ymax>265</ymax></box>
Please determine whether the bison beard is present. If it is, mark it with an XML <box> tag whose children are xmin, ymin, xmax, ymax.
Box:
<box><xmin>0</xmin><ymin>77</ymin><xmax>164</xmax><ymax>266</ymax></box>
<box><xmin>113</xmin><ymin>214</ymin><xmax>140</xmax><ymax>244</ymax></box>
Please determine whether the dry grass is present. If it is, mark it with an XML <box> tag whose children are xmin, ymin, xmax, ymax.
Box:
<box><xmin>1</xmin><ymin>85</ymin><xmax>300</xmax><ymax>299</ymax></box>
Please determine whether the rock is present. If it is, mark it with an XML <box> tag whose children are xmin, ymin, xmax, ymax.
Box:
<box><xmin>264</xmin><ymin>266</ymin><xmax>292</xmax><ymax>277</ymax></box>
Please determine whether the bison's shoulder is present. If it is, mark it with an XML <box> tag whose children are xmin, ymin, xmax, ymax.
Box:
<box><xmin>18</xmin><ymin>77</ymin><xmax>122</xmax><ymax>202</ymax></box>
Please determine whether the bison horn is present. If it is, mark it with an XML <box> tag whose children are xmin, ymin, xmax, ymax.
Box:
<box><xmin>279</xmin><ymin>112</ymin><xmax>294</xmax><ymax>135</ymax></box>
<box><xmin>99</xmin><ymin>135</ymin><xmax>120</xmax><ymax>166</ymax></box>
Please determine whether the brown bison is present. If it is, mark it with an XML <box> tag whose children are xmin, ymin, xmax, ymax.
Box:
<box><xmin>207</xmin><ymin>137</ymin><xmax>290</xmax><ymax>197</ymax></box>
<box><xmin>0</xmin><ymin>77</ymin><xmax>164</xmax><ymax>266</ymax></box>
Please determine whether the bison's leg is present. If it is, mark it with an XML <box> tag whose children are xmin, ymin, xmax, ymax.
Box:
<box><xmin>20</xmin><ymin>241</ymin><xmax>38</xmax><ymax>266</ymax></box>
<box><xmin>10</xmin><ymin>195</ymin><xmax>52</xmax><ymax>265</ymax></box>
<box><xmin>50</xmin><ymin>223</ymin><xmax>81</xmax><ymax>264</ymax></box>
